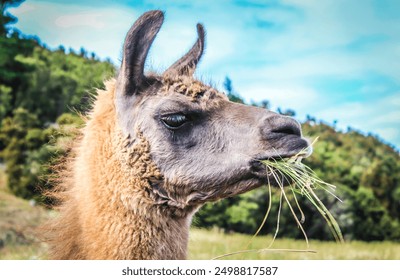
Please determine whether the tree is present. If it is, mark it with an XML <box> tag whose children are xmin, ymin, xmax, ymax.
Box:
<box><xmin>223</xmin><ymin>76</ymin><xmax>245</xmax><ymax>104</ymax></box>
<box><xmin>0</xmin><ymin>0</ymin><xmax>24</xmax><ymax>36</ymax></box>
<box><xmin>0</xmin><ymin>108</ymin><xmax>42</xmax><ymax>198</ymax></box>
<box><xmin>8</xmin><ymin>45</ymin><xmax>115</xmax><ymax>123</ymax></box>
<box><xmin>277</xmin><ymin>107</ymin><xmax>296</xmax><ymax>117</ymax></box>
<box><xmin>349</xmin><ymin>187</ymin><xmax>393</xmax><ymax>241</ymax></box>
<box><xmin>0</xmin><ymin>84</ymin><xmax>12</xmax><ymax>121</ymax></box>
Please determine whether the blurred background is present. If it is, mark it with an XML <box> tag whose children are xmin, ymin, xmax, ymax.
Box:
<box><xmin>0</xmin><ymin>0</ymin><xmax>399</xmax><ymax>259</ymax></box>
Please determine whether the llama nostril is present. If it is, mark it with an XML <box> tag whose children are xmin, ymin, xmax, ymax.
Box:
<box><xmin>271</xmin><ymin>124</ymin><xmax>301</xmax><ymax>136</ymax></box>
<box><xmin>260</xmin><ymin>114</ymin><xmax>301</xmax><ymax>141</ymax></box>
<box><xmin>263</xmin><ymin>114</ymin><xmax>301</xmax><ymax>137</ymax></box>
<box><xmin>260</xmin><ymin>113</ymin><xmax>301</xmax><ymax>140</ymax></box>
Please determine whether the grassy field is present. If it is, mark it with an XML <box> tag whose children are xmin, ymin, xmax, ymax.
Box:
<box><xmin>1</xmin><ymin>168</ymin><xmax>400</xmax><ymax>260</ymax></box>
<box><xmin>188</xmin><ymin>228</ymin><xmax>400</xmax><ymax>260</ymax></box>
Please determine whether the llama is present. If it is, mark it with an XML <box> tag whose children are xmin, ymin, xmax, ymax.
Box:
<box><xmin>44</xmin><ymin>10</ymin><xmax>309</xmax><ymax>260</ymax></box>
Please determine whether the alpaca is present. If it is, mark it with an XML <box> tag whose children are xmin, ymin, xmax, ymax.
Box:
<box><xmin>44</xmin><ymin>10</ymin><xmax>309</xmax><ymax>260</ymax></box>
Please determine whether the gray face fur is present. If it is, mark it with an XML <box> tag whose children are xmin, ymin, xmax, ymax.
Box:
<box><xmin>115</xmin><ymin>11</ymin><xmax>309</xmax><ymax>209</ymax></box>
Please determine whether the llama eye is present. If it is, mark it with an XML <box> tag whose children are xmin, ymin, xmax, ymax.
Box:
<box><xmin>161</xmin><ymin>114</ymin><xmax>188</xmax><ymax>129</ymax></box>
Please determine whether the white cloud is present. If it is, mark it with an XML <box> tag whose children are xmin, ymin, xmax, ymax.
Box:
<box><xmin>314</xmin><ymin>94</ymin><xmax>400</xmax><ymax>146</ymax></box>
<box><xmin>10</xmin><ymin>2</ymin><xmax>35</xmax><ymax>14</ymax></box>
<box><xmin>248</xmin><ymin>0</ymin><xmax>400</xmax><ymax>83</ymax></box>
<box><xmin>55</xmin><ymin>13</ymin><xmax>105</xmax><ymax>29</ymax></box>
<box><xmin>374</xmin><ymin>127</ymin><xmax>400</xmax><ymax>144</ymax></box>
<box><xmin>360</xmin><ymin>84</ymin><xmax>389</xmax><ymax>94</ymax></box>
<box><xmin>9</xmin><ymin>1</ymin><xmax>139</xmax><ymax>63</ymax></box>
<box><xmin>146</xmin><ymin>23</ymin><xmax>236</xmax><ymax>73</ymax></box>
<box><xmin>238</xmin><ymin>83</ymin><xmax>320</xmax><ymax>111</ymax></box>
<box><xmin>9</xmin><ymin>0</ymin><xmax>236</xmax><ymax>69</ymax></box>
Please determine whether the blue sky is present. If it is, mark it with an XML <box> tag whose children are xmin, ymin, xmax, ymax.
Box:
<box><xmin>9</xmin><ymin>0</ymin><xmax>400</xmax><ymax>149</ymax></box>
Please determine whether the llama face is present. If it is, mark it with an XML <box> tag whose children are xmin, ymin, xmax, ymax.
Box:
<box><xmin>115</xmin><ymin>11</ymin><xmax>309</xmax><ymax>208</ymax></box>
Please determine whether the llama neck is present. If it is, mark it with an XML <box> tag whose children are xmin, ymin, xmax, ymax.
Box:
<box><xmin>74</xmin><ymin>176</ymin><xmax>194</xmax><ymax>259</ymax></box>
<box><xmin>78</xmin><ymin>182</ymin><xmax>193</xmax><ymax>259</ymax></box>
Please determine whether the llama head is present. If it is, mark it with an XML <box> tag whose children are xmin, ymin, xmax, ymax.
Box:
<box><xmin>115</xmin><ymin>11</ymin><xmax>310</xmax><ymax>210</ymax></box>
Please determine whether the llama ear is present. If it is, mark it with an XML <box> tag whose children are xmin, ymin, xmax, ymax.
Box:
<box><xmin>164</xmin><ymin>23</ymin><xmax>205</xmax><ymax>77</ymax></box>
<box><xmin>117</xmin><ymin>10</ymin><xmax>164</xmax><ymax>96</ymax></box>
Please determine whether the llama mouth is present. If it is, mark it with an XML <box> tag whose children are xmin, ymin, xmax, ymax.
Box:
<box><xmin>249</xmin><ymin>148</ymin><xmax>312</xmax><ymax>187</ymax></box>
<box><xmin>250</xmin><ymin>153</ymin><xmax>304</xmax><ymax>174</ymax></box>
<box><xmin>252</xmin><ymin>136</ymin><xmax>312</xmax><ymax>167</ymax></box>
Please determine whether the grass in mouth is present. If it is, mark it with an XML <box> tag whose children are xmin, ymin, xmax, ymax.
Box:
<box><xmin>213</xmin><ymin>138</ymin><xmax>344</xmax><ymax>259</ymax></box>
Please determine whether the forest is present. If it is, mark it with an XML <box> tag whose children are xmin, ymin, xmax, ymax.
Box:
<box><xmin>1</xmin><ymin>0</ymin><xmax>399</xmax><ymax>242</ymax></box>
